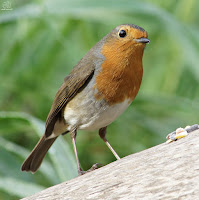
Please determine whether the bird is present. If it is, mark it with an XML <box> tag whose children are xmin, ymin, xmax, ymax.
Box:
<box><xmin>21</xmin><ymin>24</ymin><xmax>150</xmax><ymax>175</ymax></box>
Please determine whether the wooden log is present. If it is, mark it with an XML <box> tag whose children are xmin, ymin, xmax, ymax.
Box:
<box><xmin>22</xmin><ymin>128</ymin><xmax>199</xmax><ymax>200</ymax></box>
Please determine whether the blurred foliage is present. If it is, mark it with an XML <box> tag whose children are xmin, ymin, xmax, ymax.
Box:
<box><xmin>0</xmin><ymin>0</ymin><xmax>199</xmax><ymax>199</ymax></box>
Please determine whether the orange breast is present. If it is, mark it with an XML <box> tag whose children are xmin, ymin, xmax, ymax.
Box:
<box><xmin>94</xmin><ymin>40</ymin><xmax>144</xmax><ymax>105</ymax></box>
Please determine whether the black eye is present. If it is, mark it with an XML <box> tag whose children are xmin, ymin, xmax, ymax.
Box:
<box><xmin>119</xmin><ymin>30</ymin><xmax>127</xmax><ymax>38</ymax></box>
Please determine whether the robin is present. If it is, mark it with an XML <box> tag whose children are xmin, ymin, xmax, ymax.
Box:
<box><xmin>21</xmin><ymin>24</ymin><xmax>150</xmax><ymax>175</ymax></box>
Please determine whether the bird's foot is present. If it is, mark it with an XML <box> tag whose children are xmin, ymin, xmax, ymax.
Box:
<box><xmin>166</xmin><ymin>124</ymin><xmax>199</xmax><ymax>143</ymax></box>
<box><xmin>78</xmin><ymin>163</ymin><xmax>103</xmax><ymax>176</ymax></box>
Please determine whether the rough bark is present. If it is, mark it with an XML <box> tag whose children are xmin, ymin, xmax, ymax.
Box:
<box><xmin>22</xmin><ymin>129</ymin><xmax>199</xmax><ymax>200</ymax></box>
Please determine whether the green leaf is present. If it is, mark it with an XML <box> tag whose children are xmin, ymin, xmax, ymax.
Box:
<box><xmin>0</xmin><ymin>177</ymin><xmax>45</xmax><ymax>198</ymax></box>
<box><xmin>0</xmin><ymin>112</ymin><xmax>77</xmax><ymax>183</ymax></box>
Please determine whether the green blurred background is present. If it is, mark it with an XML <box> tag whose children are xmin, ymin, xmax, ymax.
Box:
<box><xmin>0</xmin><ymin>0</ymin><xmax>199</xmax><ymax>199</ymax></box>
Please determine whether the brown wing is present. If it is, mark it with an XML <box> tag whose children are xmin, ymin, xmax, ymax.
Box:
<box><xmin>45</xmin><ymin>63</ymin><xmax>95</xmax><ymax>137</ymax></box>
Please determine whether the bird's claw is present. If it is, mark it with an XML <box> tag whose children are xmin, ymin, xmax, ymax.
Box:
<box><xmin>87</xmin><ymin>163</ymin><xmax>103</xmax><ymax>172</ymax></box>
<box><xmin>78</xmin><ymin>163</ymin><xmax>103</xmax><ymax>175</ymax></box>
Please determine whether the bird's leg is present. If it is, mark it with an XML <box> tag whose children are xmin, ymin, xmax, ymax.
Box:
<box><xmin>99</xmin><ymin>127</ymin><xmax>120</xmax><ymax>160</ymax></box>
<box><xmin>70</xmin><ymin>128</ymin><xmax>102</xmax><ymax>175</ymax></box>
<box><xmin>70</xmin><ymin>128</ymin><xmax>84</xmax><ymax>175</ymax></box>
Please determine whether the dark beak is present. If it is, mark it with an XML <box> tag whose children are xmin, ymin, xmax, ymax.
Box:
<box><xmin>135</xmin><ymin>37</ymin><xmax>150</xmax><ymax>44</ymax></box>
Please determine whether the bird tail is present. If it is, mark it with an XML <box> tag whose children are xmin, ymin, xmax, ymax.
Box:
<box><xmin>21</xmin><ymin>134</ymin><xmax>57</xmax><ymax>173</ymax></box>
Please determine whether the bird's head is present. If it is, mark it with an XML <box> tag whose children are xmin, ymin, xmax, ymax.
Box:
<box><xmin>103</xmin><ymin>24</ymin><xmax>150</xmax><ymax>57</ymax></box>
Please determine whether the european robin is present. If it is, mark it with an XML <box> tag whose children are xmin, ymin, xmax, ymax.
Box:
<box><xmin>21</xmin><ymin>24</ymin><xmax>150</xmax><ymax>175</ymax></box>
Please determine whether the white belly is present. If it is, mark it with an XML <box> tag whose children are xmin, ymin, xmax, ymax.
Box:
<box><xmin>64</xmin><ymin>89</ymin><xmax>131</xmax><ymax>131</ymax></box>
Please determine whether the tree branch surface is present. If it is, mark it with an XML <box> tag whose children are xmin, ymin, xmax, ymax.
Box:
<box><xmin>22</xmin><ymin>129</ymin><xmax>199</xmax><ymax>200</ymax></box>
